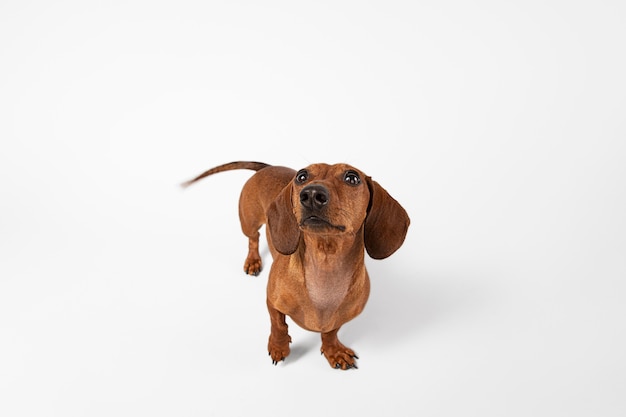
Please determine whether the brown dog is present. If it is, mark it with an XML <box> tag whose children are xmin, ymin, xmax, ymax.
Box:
<box><xmin>182</xmin><ymin>161</ymin><xmax>410</xmax><ymax>369</ymax></box>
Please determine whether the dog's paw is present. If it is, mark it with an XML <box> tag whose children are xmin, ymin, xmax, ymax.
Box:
<box><xmin>268</xmin><ymin>335</ymin><xmax>291</xmax><ymax>365</ymax></box>
<box><xmin>243</xmin><ymin>256</ymin><xmax>262</xmax><ymax>276</ymax></box>
<box><xmin>321</xmin><ymin>344</ymin><xmax>359</xmax><ymax>370</ymax></box>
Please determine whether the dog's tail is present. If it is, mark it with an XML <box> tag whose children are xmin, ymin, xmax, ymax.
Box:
<box><xmin>180</xmin><ymin>161</ymin><xmax>271</xmax><ymax>188</ymax></box>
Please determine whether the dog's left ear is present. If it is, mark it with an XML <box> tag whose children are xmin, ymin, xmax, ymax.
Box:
<box><xmin>267</xmin><ymin>184</ymin><xmax>301</xmax><ymax>255</ymax></box>
<box><xmin>364</xmin><ymin>178</ymin><xmax>410</xmax><ymax>259</ymax></box>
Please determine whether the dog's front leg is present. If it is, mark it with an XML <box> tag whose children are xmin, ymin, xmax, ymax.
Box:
<box><xmin>320</xmin><ymin>328</ymin><xmax>358</xmax><ymax>370</ymax></box>
<box><xmin>267</xmin><ymin>301</ymin><xmax>291</xmax><ymax>365</ymax></box>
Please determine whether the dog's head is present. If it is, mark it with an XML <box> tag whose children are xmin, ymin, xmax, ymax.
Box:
<box><xmin>267</xmin><ymin>163</ymin><xmax>410</xmax><ymax>259</ymax></box>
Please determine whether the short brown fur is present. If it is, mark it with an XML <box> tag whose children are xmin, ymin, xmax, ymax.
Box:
<box><xmin>183</xmin><ymin>161</ymin><xmax>410</xmax><ymax>369</ymax></box>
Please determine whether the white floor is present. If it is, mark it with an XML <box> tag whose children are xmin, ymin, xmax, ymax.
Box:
<box><xmin>2</xmin><ymin>1</ymin><xmax>625</xmax><ymax>416</ymax></box>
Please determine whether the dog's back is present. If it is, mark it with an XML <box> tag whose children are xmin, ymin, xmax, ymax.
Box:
<box><xmin>182</xmin><ymin>161</ymin><xmax>296</xmax><ymax>274</ymax></box>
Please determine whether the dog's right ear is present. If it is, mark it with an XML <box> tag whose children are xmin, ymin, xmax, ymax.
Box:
<box><xmin>267</xmin><ymin>184</ymin><xmax>301</xmax><ymax>255</ymax></box>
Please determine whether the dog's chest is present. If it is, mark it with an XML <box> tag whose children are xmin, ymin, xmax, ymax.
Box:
<box><xmin>304</xmin><ymin>267</ymin><xmax>352</xmax><ymax>312</ymax></box>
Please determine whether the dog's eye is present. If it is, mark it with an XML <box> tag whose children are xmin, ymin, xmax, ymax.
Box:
<box><xmin>295</xmin><ymin>169</ymin><xmax>308</xmax><ymax>184</ymax></box>
<box><xmin>344</xmin><ymin>170</ymin><xmax>361</xmax><ymax>186</ymax></box>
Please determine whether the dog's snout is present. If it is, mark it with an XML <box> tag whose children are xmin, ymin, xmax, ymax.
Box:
<box><xmin>300</xmin><ymin>185</ymin><xmax>329</xmax><ymax>210</ymax></box>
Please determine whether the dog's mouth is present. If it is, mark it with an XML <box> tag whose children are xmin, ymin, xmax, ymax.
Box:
<box><xmin>300</xmin><ymin>216</ymin><xmax>346</xmax><ymax>232</ymax></box>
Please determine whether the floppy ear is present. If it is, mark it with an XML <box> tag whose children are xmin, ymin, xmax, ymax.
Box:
<box><xmin>364</xmin><ymin>178</ymin><xmax>410</xmax><ymax>259</ymax></box>
<box><xmin>267</xmin><ymin>184</ymin><xmax>301</xmax><ymax>255</ymax></box>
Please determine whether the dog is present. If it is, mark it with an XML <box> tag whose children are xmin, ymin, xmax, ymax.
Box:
<box><xmin>182</xmin><ymin>161</ymin><xmax>410</xmax><ymax>369</ymax></box>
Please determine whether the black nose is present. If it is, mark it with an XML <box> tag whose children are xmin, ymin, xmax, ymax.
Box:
<box><xmin>300</xmin><ymin>185</ymin><xmax>329</xmax><ymax>210</ymax></box>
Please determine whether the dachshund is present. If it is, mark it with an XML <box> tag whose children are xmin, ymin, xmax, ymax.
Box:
<box><xmin>182</xmin><ymin>161</ymin><xmax>410</xmax><ymax>369</ymax></box>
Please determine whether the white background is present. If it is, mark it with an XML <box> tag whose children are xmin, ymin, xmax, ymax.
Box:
<box><xmin>1</xmin><ymin>1</ymin><xmax>625</xmax><ymax>416</ymax></box>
